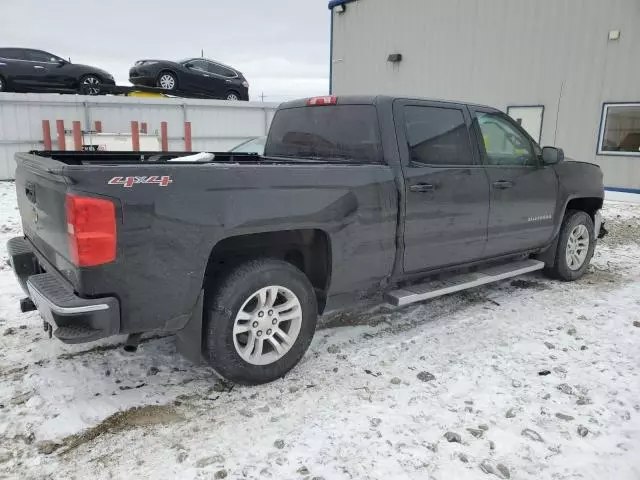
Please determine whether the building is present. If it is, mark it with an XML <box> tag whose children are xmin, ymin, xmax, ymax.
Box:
<box><xmin>328</xmin><ymin>0</ymin><xmax>640</xmax><ymax>193</ymax></box>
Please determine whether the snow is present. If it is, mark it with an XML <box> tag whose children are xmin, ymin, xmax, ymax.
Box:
<box><xmin>1</xmin><ymin>179</ymin><xmax>639</xmax><ymax>480</ymax></box>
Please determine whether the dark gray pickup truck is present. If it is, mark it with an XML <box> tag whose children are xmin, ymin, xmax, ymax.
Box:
<box><xmin>8</xmin><ymin>95</ymin><xmax>605</xmax><ymax>385</ymax></box>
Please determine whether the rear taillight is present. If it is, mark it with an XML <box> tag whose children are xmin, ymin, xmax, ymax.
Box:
<box><xmin>65</xmin><ymin>194</ymin><xmax>116</xmax><ymax>267</ymax></box>
<box><xmin>307</xmin><ymin>96</ymin><xmax>338</xmax><ymax>106</ymax></box>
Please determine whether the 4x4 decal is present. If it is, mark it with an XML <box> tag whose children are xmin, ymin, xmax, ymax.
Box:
<box><xmin>108</xmin><ymin>176</ymin><xmax>173</xmax><ymax>188</ymax></box>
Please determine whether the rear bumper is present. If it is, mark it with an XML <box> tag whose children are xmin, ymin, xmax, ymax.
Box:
<box><xmin>7</xmin><ymin>236</ymin><xmax>120</xmax><ymax>344</ymax></box>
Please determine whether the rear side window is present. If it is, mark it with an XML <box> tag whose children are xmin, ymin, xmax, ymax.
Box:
<box><xmin>265</xmin><ymin>105</ymin><xmax>382</xmax><ymax>163</ymax></box>
<box><xmin>404</xmin><ymin>106</ymin><xmax>474</xmax><ymax>166</ymax></box>
<box><xmin>0</xmin><ymin>48</ymin><xmax>23</xmax><ymax>60</ymax></box>
<box><xmin>208</xmin><ymin>62</ymin><xmax>237</xmax><ymax>78</ymax></box>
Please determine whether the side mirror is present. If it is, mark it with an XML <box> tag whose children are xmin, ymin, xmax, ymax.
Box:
<box><xmin>542</xmin><ymin>146</ymin><xmax>565</xmax><ymax>165</ymax></box>
<box><xmin>56</xmin><ymin>59</ymin><xmax>67</xmax><ymax>66</ymax></box>
<box><xmin>184</xmin><ymin>62</ymin><xmax>194</xmax><ymax>69</ymax></box>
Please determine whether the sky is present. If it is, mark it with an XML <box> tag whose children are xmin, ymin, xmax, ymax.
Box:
<box><xmin>0</xmin><ymin>0</ymin><xmax>331</xmax><ymax>102</ymax></box>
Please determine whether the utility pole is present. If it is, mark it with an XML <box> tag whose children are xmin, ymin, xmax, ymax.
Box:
<box><xmin>260</xmin><ymin>92</ymin><xmax>265</xmax><ymax>102</ymax></box>
<box><xmin>201</xmin><ymin>49</ymin><xmax>204</xmax><ymax>58</ymax></box>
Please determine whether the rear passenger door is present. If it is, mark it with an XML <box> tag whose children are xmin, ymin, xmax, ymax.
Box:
<box><xmin>394</xmin><ymin>100</ymin><xmax>490</xmax><ymax>273</ymax></box>
<box><xmin>470</xmin><ymin>108</ymin><xmax>558</xmax><ymax>256</ymax></box>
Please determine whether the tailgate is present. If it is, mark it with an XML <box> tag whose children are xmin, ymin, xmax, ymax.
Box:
<box><xmin>14</xmin><ymin>153</ymin><xmax>76</xmax><ymax>285</ymax></box>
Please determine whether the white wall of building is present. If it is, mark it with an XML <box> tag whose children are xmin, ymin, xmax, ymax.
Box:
<box><xmin>0</xmin><ymin>93</ymin><xmax>278</xmax><ymax>180</ymax></box>
<box><xmin>331</xmin><ymin>0</ymin><xmax>640</xmax><ymax>191</ymax></box>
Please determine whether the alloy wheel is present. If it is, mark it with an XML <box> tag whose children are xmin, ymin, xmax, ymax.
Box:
<box><xmin>232</xmin><ymin>285</ymin><xmax>302</xmax><ymax>366</ymax></box>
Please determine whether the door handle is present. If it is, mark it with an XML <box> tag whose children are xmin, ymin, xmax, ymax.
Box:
<box><xmin>33</xmin><ymin>65</ymin><xmax>45</xmax><ymax>69</ymax></box>
<box><xmin>410</xmin><ymin>183</ymin><xmax>435</xmax><ymax>193</ymax></box>
<box><xmin>493</xmin><ymin>180</ymin><xmax>514</xmax><ymax>190</ymax></box>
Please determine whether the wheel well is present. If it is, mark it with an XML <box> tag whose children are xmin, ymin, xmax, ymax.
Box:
<box><xmin>566</xmin><ymin>197</ymin><xmax>603</xmax><ymax>220</ymax></box>
<box><xmin>205</xmin><ymin>229</ymin><xmax>331</xmax><ymax>313</ymax></box>
<box><xmin>226</xmin><ymin>90</ymin><xmax>240</xmax><ymax>97</ymax></box>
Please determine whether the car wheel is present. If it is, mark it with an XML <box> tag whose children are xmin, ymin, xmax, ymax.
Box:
<box><xmin>80</xmin><ymin>75</ymin><xmax>102</xmax><ymax>95</ymax></box>
<box><xmin>0</xmin><ymin>76</ymin><xmax>6</xmax><ymax>92</ymax></box>
<box><xmin>157</xmin><ymin>72</ymin><xmax>177</xmax><ymax>91</ymax></box>
<box><xmin>204</xmin><ymin>259</ymin><xmax>318</xmax><ymax>385</ymax></box>
<box><xmin>226</xmin><ymin>91</ymin><xmax>240</xmax><ymax>101</ymax></box>
<box><xmin>548</xmin><ymin>210</ymin><xmax>596</xmax><ymax>281</ymax></box>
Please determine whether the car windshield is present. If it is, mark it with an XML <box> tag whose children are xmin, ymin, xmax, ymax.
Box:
<box><xmin>230</xmin><ymin>137</ymin><xmax>266</xmax><ymax>154</ymax></box>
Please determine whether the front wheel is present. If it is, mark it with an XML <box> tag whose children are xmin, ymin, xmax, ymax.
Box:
<box><xmin>548</xmin><ymin>210</ymin><xmax>596</xmax><ymax>281</ymax></box>
<box><xmin>79</xmin><ymin>75</ymin><xmax>102</xmax><ymax>95</ymax></box>
<box><xmin>204</xmin><ymin>259</ymin><xmax>318</xmax><ymax>385</ymax></box>
<box><xmin>0</xmin><ymin>76</ymin><xmax>7</xmax><ymax>92</ymax></box>
<box><xmin>157</xmin><ymin>72</ymin><xmax>177</xmax><ymax>91</ymax></box>
<box><xmin>225</xmin><ymin>91</ymin><xmax>240</xmax><ymax>101</ymax></box>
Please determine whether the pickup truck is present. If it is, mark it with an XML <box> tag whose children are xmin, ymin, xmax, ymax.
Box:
<box><xmin>7</xmin><ymin>95</ymin><xmax>605</xmax><ymax>385</ymax></box>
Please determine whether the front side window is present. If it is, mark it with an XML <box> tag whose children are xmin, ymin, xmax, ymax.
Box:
<box><xmin>185</xmin><ymin>59</ymin><xmax>208</xmax><ymax>72</ymax></box>
<box><xmin>265</xmin><ymin>105</ymin><xmax>382</xmax><ymax>163</ymax></box>
<box><xmin>599</xmin><ymin>103</ymin><xmax>640</xmax><ymax>155</ymax></box>
<box><xmin>476</xmin><ymin>112</ymin><xmax>536</xmax><ymax>166</ymax></box>
<box><xmin>404</xmin><ymin>106</ymin><xmax>474</xmax><ymax>166</ymax></box>
<box><xmin>27</xmin><ymin>50</ymin><xmax>59</xmax><ymax>63</ymax></box>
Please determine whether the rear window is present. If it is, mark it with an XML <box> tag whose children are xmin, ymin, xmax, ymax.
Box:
<box><xmin>265</xmin><ymin>105</ymin><xmax>382</xmax><ymax>163</ymax></box>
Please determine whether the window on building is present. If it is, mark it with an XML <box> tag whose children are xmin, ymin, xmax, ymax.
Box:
<box><xmin>476</xmin><ymin>112</ymin><xmax>536</xmax><ymax>166</ymax></box>
<box><xmin>404</xmin><ymin>106</ymin><xmax>474</xmax><ymax>166</ymax></box>
<box><xmin>598</xmin><ymin>103</ymin><xmax>640</xmax><ymax>155</ymax></box>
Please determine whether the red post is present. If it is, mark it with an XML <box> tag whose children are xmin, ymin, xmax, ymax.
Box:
<box><xmin>56</xmin><ymin>120</ymin><xmax>66</xmax><ymax>151</ymax></box>
<box><xmin>72</xmin><ymin>121</ymin><xmax>82</xmax><ymax>151</ymax></box>
<box><xmin>131</xmin><ymin>121</ymin><xmax>140</xmax><ymax>152</ymax></box>
<box><xmin>94</xmin><ymin>120</ymin><xmax>103</xmax><ymax>133</ymax></box>
<box><xmin>42</xmin><ymin>120</ymin><xmax>52</xmax><ymax>150</ymax></box>
<box><xmin>184</xmin><ymin>122</ymin><xmax>192</xmax><ymax>152</ymax></box>
<box><xmin>160</xmin><ymin>121</ymin><xmax>168</xmax><ymax>152</ymax></box>
<box><xmin>141</xmin><ymin>122</ymin><xmax>148</xmax><ymax>134</ymax></box>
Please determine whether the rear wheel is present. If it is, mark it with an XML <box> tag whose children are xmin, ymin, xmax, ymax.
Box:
<box><xmin>157</xmin><ymin>72</ymin><xmax>177</xmax><ymax>91</ymax></box>
<box><xmin>80</xmin><ymin>75</ymin><xmax>102</xmax><ymax>95</ymax></box>
<box><xmin>547</xmin><ymin>210</ymin><xmax>595</xmax><ymax>281</ymax></box>
<box><xmin>226</xmin><ymin>91</ymin><xmax>240</xmax><ymax>101</ymax></box>
<box><xmin>204</xmin><ymin>259</ymin><xmax>318</xmax><ymax>385</ymax></box>
<box><xmin>0</xmin><ymin>76</ymin><xmax>6</xmax><ymax>92</ymax></box>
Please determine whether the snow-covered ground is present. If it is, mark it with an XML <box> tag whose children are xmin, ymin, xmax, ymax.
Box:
<box><xmin>1</xmin><ymin>180</ymin><xmax>639</xmax><ymax>480</ymax></box>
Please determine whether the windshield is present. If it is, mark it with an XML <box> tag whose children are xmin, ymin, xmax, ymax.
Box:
<box><xmin>230</xmin><ymin>137</ymin><xmax>267</xmax><ymax>154</ymax></box>
<box><xmin>265</xmin><ymin>105</ymin><xmax>382</xmax><ymax>163</ymax></box>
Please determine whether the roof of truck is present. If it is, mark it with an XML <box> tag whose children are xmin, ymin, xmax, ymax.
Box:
<box><xmin>278</xmin><ymin>95</ymin><xmax>498</xmax><ymax>112</ymax></box>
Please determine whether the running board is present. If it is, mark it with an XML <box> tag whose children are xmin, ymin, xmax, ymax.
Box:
<box><xmin>385</xmin><ymin>259</ymin><xmax>545</xmax><ymax>307</ymax></box>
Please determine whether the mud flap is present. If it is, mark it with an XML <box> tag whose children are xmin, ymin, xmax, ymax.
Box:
<box><xmin>175</xmin><ymin>289</ymin><xmax>205</xmax><ymax>365</ymax></box>
<box><xmin>534</xmin><ymin>235</ymin><xmax>560</xmax><ymax>269</ymax></box>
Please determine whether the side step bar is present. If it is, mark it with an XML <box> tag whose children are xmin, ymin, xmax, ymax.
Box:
<box><xmin>385</xmin><ymin>259</ymin><xmax>545</xmax><ymax>307</ymax></box>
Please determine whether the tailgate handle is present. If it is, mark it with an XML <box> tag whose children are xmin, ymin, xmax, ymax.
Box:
<box><xmin>25</xmin><ymin>182</ymin><xmax>36</xmax><ymax>203</ymax></box>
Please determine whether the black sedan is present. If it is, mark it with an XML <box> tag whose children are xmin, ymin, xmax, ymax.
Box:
<box><xmin>0</xmin><ymin>47</ymin><xmax>115</xmax><ymax>95</ymax></box>
<box><xmin>129</xmin><ymin>57</ymin><xmax>249</xmax><ymax>101</ymax></box>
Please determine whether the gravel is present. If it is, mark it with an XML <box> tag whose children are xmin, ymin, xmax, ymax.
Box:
<box><xmin>417</xmin><ymin>371</ymin><xmax>436</xmax><ymax>382</ymax></box>
<box><xmin>444</xmin><ymin>432</ymin><xmax>461</xmax><ymax>443</ymax></box>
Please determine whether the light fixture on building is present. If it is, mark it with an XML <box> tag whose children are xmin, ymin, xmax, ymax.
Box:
<box><xmin>335</xmin><ymin>4</ymin><xmax>346</xmax><ymax>13</ymax></box>
<box><xmin>387</xmin><ymin>53</ymin><xmax>403</xmax><ymax>64</ymax></box>
<box><xmin>608</xmin><ymin>30</ymin><xmax>621</xmax><ymax>41</ymax></box>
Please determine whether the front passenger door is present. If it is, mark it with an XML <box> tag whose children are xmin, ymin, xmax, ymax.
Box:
<box><xmin>396</xmin><ymin>101</ymin><xmax>490</xmax><ymax>274</ymax></box>
<box><xmin>471</xmin><ymin>108</ymin><xmax>558</xmax><ymax>256</ymax></box>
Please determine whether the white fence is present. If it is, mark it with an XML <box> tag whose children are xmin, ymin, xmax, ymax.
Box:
<box><xmin>0</xmin><ymin>93</ymin><xmax>279</xmax><ymax>180</ymax></box>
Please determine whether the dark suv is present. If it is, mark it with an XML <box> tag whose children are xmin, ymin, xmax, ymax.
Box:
<box><xmin>129</xmin><ymin>57</ymin><xmax>249</xmax><ymax>100</ymax></box>
<box><xmin>0</xmin><ymin>48</ymin><xmax>115</xmax><ymax>95</ymax></box>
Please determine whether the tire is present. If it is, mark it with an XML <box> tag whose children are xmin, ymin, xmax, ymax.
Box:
<box><xmin>547</xmin><ymin>210</ymin><xmax>596</xmax><ymax>281</ymax></box>
<box><xmin>0</xmin><ymin>76</ymin><xmax>6</xmax><ymax>92</ymax></box>
<box><xmin>204</xmin><ymin>259</ymin><xmax>318</xmax><ymax>385</ymax></box>
<box><xmin>79</xmin><ymin>75</ymin><xmax>102</xmax><ymax>95</ymax></box>
<box><xmin>156</xmin><ymin>71</ymin><xmax>177</xmax><ymax>91</ymax></box>
<box><xmin>225</xmin><ymin>91</ymin><xmax>240</xmax><ymax>101</ymax></box>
